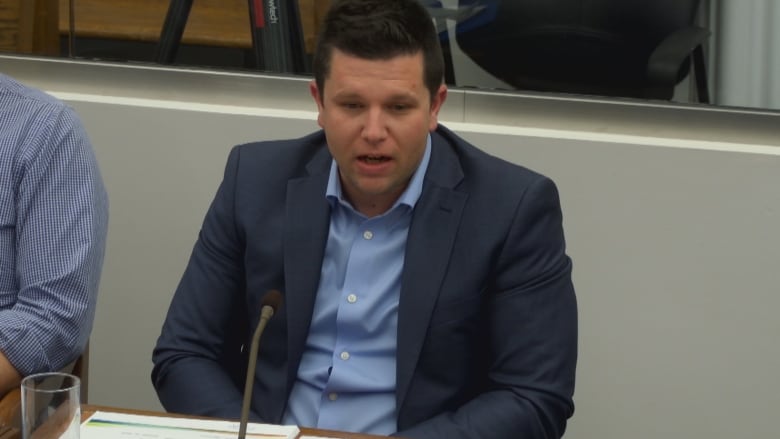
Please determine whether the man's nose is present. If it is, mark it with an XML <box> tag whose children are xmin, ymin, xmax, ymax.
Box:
<box><xmin>361</xmin><ymin>108</ymin><xmax>388</xmax><ymax>143</ymax></box>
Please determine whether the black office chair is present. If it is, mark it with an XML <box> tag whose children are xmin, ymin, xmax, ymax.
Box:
<box><xmin>453</xmin><ymin>0</ymin><xmax>710</xmax><ymax>103</ymax></box>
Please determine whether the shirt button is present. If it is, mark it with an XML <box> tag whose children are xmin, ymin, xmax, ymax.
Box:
<box><xmin>363</xmin><ymin>230</ymin><xmax>373</xmax><ymax>240</ymax></box>
<box><xmin>328</xmin><ymin>393</ymin><xmax>338</xmax><ymax>401</ymax></box>
<box><xmin>340</xmin><ymin>351</ymin><xmax>350</xmax><ymax>361</ymax></box>
<box><xmin>347</xmin><ymin>294</ymin><xmax>357</xmax><ymax>303</ymax></box>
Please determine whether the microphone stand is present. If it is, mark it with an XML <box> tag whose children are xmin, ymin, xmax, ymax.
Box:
<box><xmin>238</xmin><ymin>291</ymin><xmax>282</xmax><ymax>439</ymax></box>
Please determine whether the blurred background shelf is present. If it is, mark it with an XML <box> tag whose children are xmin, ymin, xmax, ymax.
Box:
<box><xmin>1</xmin><ymin>0</ymin><xmax>329</xmax><ymax>70</ymax></box>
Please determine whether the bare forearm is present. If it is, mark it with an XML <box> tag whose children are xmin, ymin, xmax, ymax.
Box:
<box><xmin>0</xmin><ymin>351</ymin><xmax>22</xmax><ymax>397</ymax></box>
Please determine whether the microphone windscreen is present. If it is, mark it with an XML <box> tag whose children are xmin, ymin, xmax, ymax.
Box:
<box><xmin>261</xmin><ymin>289</ymin><xmax>284</xmax><ymax>313</ymax></box>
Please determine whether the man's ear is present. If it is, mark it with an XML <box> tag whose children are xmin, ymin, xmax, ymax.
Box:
<box><xmin>428</xmin><ymin>84</ymin><xmax>448</xmax><ymax>131</ymax></box>
<box><xmin>310</xmin><ymin>80</ymin><xmax>325</xmax><ymax>128</ymax></box>
<box><xmin>310</xmin><ymin>81</ymin><xmax>324</xmax><ymax>107</ymax></box>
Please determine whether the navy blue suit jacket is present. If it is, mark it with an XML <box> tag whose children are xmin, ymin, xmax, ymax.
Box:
<box><xmin>152</xmin><ymin>126</ymin><xmax>577</xmax><ymax>438</ymax></box>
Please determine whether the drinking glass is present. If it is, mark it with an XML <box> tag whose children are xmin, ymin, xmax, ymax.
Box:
<box><xmin>21</xmin><ymin>372</ymin><xmax>80</xmax><ymax>439</ymax></box>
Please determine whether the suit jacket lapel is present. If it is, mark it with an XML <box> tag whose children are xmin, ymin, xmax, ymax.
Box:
<box><xmin>283</xmin><ymin>145</ymin><xmax>332</xmax><ymax>394</ymax></box>
<box><xmin>396</xmin><ymin>131</ymin><xmax>466</xmax><ymax>408</ymax></box>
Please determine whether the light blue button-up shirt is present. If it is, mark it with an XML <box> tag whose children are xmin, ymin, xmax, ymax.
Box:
<box><xmin>283</xmin><ymin>137</ymin><xmax>432</xmax><ymax>435</ymax></box>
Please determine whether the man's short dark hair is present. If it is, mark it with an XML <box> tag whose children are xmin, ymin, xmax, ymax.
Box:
<box><xmin>313</xmin><ymin>0</ymin><xmax>445</xmax><ymax>101</ymax></box>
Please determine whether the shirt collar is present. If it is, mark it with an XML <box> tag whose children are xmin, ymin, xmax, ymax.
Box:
<box><xmin>326</xmin><ymin>134</ymin><xmax>432</xmax><ymax>212</ymax></box>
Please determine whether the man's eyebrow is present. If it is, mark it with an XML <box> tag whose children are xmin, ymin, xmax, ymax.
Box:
<box><xmin>387</xmin><ymin>93</ymin><xmax>418</xmax><ymax>101</ymax></box>
<box><xmin>331</xmin><ymin>91</ymin><xmax>362</xmax><ymax>100</ymax></box>
<box><xmin>329</xmin><ymin>90</ymin><xmax>419</xmax><ymax>102</ymax></box>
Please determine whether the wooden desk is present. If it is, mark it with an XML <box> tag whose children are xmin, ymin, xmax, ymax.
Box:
<box><xmin>0</xmin><ymin>402</ymin><xmax>387</xmax><ymax>439</ymax></box>
<box><xmin>82</xmin><ymin>404</ymin><xmax>388</xmax><ymax>439</ymax></box>
<box><xmin>59</xmin><ymin>0</ymin><xmax>330</xmax><ymax>53</ymax></box>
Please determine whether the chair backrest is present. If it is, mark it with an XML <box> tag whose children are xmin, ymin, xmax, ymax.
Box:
<box><xmin>500</xmin><ymin>0</ymin><xmax>701</xmax><ymax>41</ymax></box>
<box><xmin>454</xmin><ymin>0</ymin><xmax>706</xmax><ymax>100</ymax></box>
<box><xmin>70</xmin><ymin>342</ymin><xmax>89</xmax><ymax>404</ymax></box>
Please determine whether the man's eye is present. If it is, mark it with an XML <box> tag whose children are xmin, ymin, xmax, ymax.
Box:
<box><xmin>341</xmin><ymin>103</ymin><xmax>362</xmax><ymax>109</ymax></box>
<box><xmin>390</xmin><ymin>104</ymin><xmax>409</xmax><ymax>112</ymax></box>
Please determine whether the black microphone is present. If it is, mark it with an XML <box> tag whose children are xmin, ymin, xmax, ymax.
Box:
<box><xmin>238</xmin><ymin>289</ymin><xmax>283</xmax><ymax>439</ymax></box>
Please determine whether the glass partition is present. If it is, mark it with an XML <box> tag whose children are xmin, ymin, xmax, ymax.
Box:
<box><xmin>1</xmin><ymin>0</ymin><xmax>779</xmax><ymax>112</ymax></box>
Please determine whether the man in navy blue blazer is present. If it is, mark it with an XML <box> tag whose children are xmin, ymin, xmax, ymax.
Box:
<box><xmin>152</xmin><ymin>0</ymin><xmax>577</xmax><ymax>437</ymax></box>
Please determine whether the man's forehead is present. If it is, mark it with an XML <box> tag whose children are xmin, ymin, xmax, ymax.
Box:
<box><xmin>329</xmin><ymin>48</ymin><xmax>424</xmax><ymax>63</ymax></box>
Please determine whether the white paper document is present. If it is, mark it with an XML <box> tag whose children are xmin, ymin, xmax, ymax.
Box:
<box><xmin>80</xmin><ymin>410</ymin><xmax>299</xmax><ymax>439</ymax></box>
